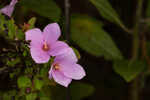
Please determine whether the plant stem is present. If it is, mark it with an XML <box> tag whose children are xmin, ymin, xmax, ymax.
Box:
<box><xmin>132</xmin><ymin>0</ymin><xmax>143</xmax><ymax>60</ymax></box>
<box><xmin>65</xmin><ymin>0</ymin><xmax>70</xmax><ymax>41</ymax></box>
<box><xmin>130</xmin><ymin>0</ymin><xmax>144</xmax><ymax>100</ymax></box>
<box><xmin>64</xmin><ymin>0</ymin><xmax>71</xmax><ymax>100</ymax></box>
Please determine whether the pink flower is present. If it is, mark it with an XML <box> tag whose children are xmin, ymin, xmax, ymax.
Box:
<box><xmin>0</xmin><ymin>0</ymin><xmax>18</xmax><ymax>17</ymax></box>
<box><xmin>49</xmin><ymin>48</ymin><xmax>86</xmax><ymax>87</ymax></box>
<box><xmin>25</xmin><ymin>23</ymin><xmax>70</xmax><ymax>64</ymax></box>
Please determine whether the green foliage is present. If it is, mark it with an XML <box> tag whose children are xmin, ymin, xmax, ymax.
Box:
<box><xmin>146</xmin><ymin>0</ymin><xmax>150</xmax><ymax>17</ymax></box>
<box><xmin>113</xmin><ymin>60</ymin><xmax>146</xmax><ymax>82</ymax></box>
<box><xmin>89</xmin><ymin>0</ymin><xmax>123</xmax><ymax>26</ymax></box>
<box><xmin>26</xmin><ymin>93</ymin><xmax>37</xmax><ymax>100</ymax></box>
<box><xmin>3</xmin><ymin>90</ymin><xmax>16</xmax><ymax>100</ymax></box>
<box><xmin>19</xmin><ymin>0</ymin><xmax>61</xmax><ymax>21</ymax></box>
<box><xmin>7</xmin><ymin>57</ymin><xmax>20</xmax><ymax>67</ymax></box>
<box><xmin>17</xmin><ymin>76</ymin><xmax>32</xmax><ymax>88</ymax></box>
<box><xmin>71</xmin><ymin>15</ymin><xmax>123</xmax><ymax>60</ymax></box>
<box><xmin>0</xmin><ymin>14</ymin><xmax>6</xmax><ymax>31</ymax></box>
<box><xmin>16</xmin><ymin>29</ymin><xmax>25</xmax><ymax>40</ymax></box>
<box><xmin>71</xmin><ymin>47</ymin><xmax>81</xmax><ymax>59</ymax></box>
<box><xmin>70</xmin><ymin>82</ymin><xmax>95</xmax><ymax>100</ymax></box>
<box><xmin>40</xmin><ymin>97</ymin><xmax>50</xmax><ymax>100</ymax></box>
<box><xmin>28</xmin><ymin>17</ymin><xmax>36</xmax><ymax>29</ymax></box>
<box><xmin>34</xmin><ymin>77</ymin><xmax>44</xmax><ymax>90</ymax></box>
<box><xmin>7</xmin><ymin>19</ymin><xmax>17</xmax><ymax>39</ymax></box>
<box><xmin>45</xmin><ymin>82</ymin><xmax>94</xmax><ymax>100</ymax></box>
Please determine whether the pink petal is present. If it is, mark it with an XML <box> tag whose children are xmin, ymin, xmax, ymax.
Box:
<box><xmin>30</xmin><ymin>45</ymin><xmax>50</xmax><ymax>64</ymax></box>
<box><xmin>49</xmin><ymin>41</ymin><xmax>69</xmax><ymax>56</ymax></box>
<box><xmin>51</xmin><ymin>69</ymin><xmax>72</xmax><ymax>87</ymax></box>
<box><xmin>10</xmin><ymin>0</ymin><xmax>18</xmax><ymax>6</ymax></box>
<box><xmin>48</xmin><ymin>66</ymin><xmax>53</xmax><ymax>79</ymax></box>
<box><xmin>60</xmin><ymin>62</ymin><xmax>86</xmax><ymax>80</ymax></box>
<box><xmin>55</xmin><ymin>48</ymin><xmax>78</xmax><ymax>63</ymax></box>
<box><xmin>0</xmin><ymin>5</ymin><xmax>15</xmax><ymax>17</ymax></box>
<box><xmin>43</xmin><ymin>23</ymin><xmax>61</xmax><ymax>44</ymax></box>
<box><xmin>0</xmin><ymin>0</ymin><xmax>18</xmax><ymax>17</ymax></box>
<box><xmin>25</xmin><ymin>28</ymin><xmax>43</xmax><ymax>46</ymax></box>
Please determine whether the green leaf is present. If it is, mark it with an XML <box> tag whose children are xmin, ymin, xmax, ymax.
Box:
<box><xmin>38</xmin><ymin>86</ymin><xmax>52</xmax><ymax>99</ymax></box>
<box><xmin>7</xmin><ymin>19</ymin><xmax>17</xmax><ymax>39</ymax></box>
<box><xmin>71</xmin><ymin>15</ymin><xmax>123</xmax><ymax>60</ymax></box>
<box><xmin>34</xmin><ymin>78</ymin><xmax>44</xmax><ymax>90</ymax></box>
<box><xmin>70</xmin><ymin>82</ymin><xmax>95</xmax><ymax>100</ymax></box>
<box><xmin>71</xmin><ymin>47</ymin><xmax>81</xmax><ymax>59</ymax></box>
<box><xmin>0</xmin><ymin>14</ymin><xmax>6</xmax><ymax>31</ymax></box>
<box><xmin>16</xmin><ymin>29</ymin><xmax>24</xmax><ymax>40</ymax></box>
<box><xmin>17</xmin><ymin>76</ymin><xmax>32</xmax><ymax>88</ymax></box>
<box><xmin>40</xmin><ymin>97</ymin><xmax>50</xmax><ymax>100</ymax></box>
<box><xmin>7</xmin><ymin>57</ymin><xmax>20</xmax><ymax>67</ymax></box>
<box><xmin>19</xmin><ymin>0</ymin><xmax>61</xmax><ymax>21</ymax></box>
<box><xmin>26</xmin><ymin>93</ymin><xmax>37</xmax><ymax>100</ymax></box>
<box><xmin>89</xmin><ymin>0</ymin><xmax>123</xmax><ymax>26</ymax></box>
<box><xmin>3</xmin><ymin>90</ymin><xmax>16</xmax><ymax>100</ymax></box>
<box><xmin>113</xmin><ymin>60</ymin><xmax>146</xmax><ymax>82</ymax></box>
<box><xmin>146</xmin><ymin>0</ymin><xmax>150</xmax><ymax>17</ymax></box>
<box><xmin>28</xmin><ymin>17</ymin><xmax>36</xmax><ymax>29</ymax></box>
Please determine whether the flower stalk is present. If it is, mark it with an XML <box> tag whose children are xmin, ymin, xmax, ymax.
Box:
<box><xmin>65</xmin><ymin>0</ymin><xmax>70</xmax><ymax>41</ymax></box>
<box><xmin>130</xmin><ymin>0</ymin><xmax>144</xmax><ymax>100</ymax></box>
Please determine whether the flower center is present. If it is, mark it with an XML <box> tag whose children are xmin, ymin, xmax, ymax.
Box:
<box><xmin>53</xmin><ymin>63</ymin><xmax>60</xmax><ymax>70</ymax></box>
<box><xmin>42</xmin><ymin>42</ymin><xmax>50</xmax><ymax>51</ymax></box>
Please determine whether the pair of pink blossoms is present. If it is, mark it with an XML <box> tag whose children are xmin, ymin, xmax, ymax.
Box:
<box><xmin>25</xmin><ymin>23</ymin><xmax>86</xmax><ymax>87</ymax></box>
<box><xmin>1</xmin><ymin>0</ymin><xmax>86</xmax><ymax>87</ymax></box>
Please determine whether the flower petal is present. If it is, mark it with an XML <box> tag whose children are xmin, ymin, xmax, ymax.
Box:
<box><xmin>10</xmin><ymin>0</ymin><xmax>18</xmax><ymax>6</ymax></box>
<box><xmin>60</xmin><ymin>62</ymin><xmax>86</xmax><ymax>80</ymax></box>
<box><xmin>48</xmin><ymin>66</ymin><xmax>53</xmax><ymax>79</ymax></box>
<box><xmin>55</xmin><ymin>48</ymin><xmax>78</xmax><ymax>63</ymax></box>
<box><xmin>30</xmin><ymin>45</ymin><xmax>50</xmax><ymax>64</ymax></box>
<box><xmin>43</xmin><ymin>23</ymin><xmax>61</xmax><ymax>44</ymax></box>
<box><xmin>0</xmin><ymin>0</ymin><xmax>18</xmax><ymax>17</ymax></box>
<box><xmin>49</xmin><ymin>41</ymin><xmax>69</xmax><ymax>56</ymax></box>
<box><xmin>25</xmin><ymin>28</ymin><xmax>43</xmax><ymax>45</ymax></box>
<box><xmin>0</xmin><ymin>5</ymin><xmax>15</xmax><ymax>17</ymax></box>
<box><xmin>51</xmin><ymin>70</ymin><xmax>72</xmax><ymax>87</ymax></box>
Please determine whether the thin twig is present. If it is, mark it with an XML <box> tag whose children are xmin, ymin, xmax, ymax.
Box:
<box><xmin>65</xmin><ymin>0</ymin><xmax>70</xmax><ymax>41</ymax></box>
<box><xmin>130</xmin><ymin>0</ymin><xmax>144</xmax><ymax>100</ymax></box>
<box><xmin>65</xmin><ymin>0</ymin><xmax>71</xmax><ymax>100</ymax></box>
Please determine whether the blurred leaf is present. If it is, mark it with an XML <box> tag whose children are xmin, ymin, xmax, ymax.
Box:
<box><xmin>70</xmin><ymin>82</ymin><xmax>95</xmax><ymax>100</ymax></box>
<box><xmin>49</xmin><ymin>86</ymin><xmax>66</xmax><ymax>100</ymax></box>
<box><xmin>113</xmin><ymin>60</ymin><xmax>146</xmax><ymax>82</ymax></box>
<box><xmin>3</xmin><ymin>90</ymin><xmax>16</xmax><ymax>100</ymax></box>
<box><xmin>34</xmin><ymin>78</ymin><xmax>44</xmax><ymax>90</ymax></box>
<box><xmin>146</xmin><ymin>41</ymin><xmax>150</xmax><ymax>56</ymax></box>
<box><xmin>16</xmin><ymin>29</ymin><xmax>24</xmax><ymax>40</ymax></box>
<box><xmin>71</xmin><ymin>15</ymin><xmax>123</xmax><ymax>60</ymax></box>
<box><xmin>28</xmin><ymin>17</ymin><xmax>36</xmax><ymax>29</ymax></box>
<box><xmin>17</xmin><ymin>76</ymin><xmax>32</xmax><ymax>88</ymax></box>
<box><xmin>3</xmin><ymin>94</ymin><xmax>11</xmax><ymax>100</ymax></box>
<box><xmin>71</xmin><ymin>47</ymin><xmax>81</xmax><ymax>59</ymax></box>
<box><xmin>26</xmin><ymin>93</ymin><xmax>37</xmax><ymax>100</ymax></box>
<box><xmin>7</xmin><ymin>19</ymin><xmax>17</xmax><ymax>39</ymax></box>
<box><xmin>89</xmin><ymin>0</ymin><xmax>123</xmax><ymax>26</ymax></box>
<box><xmin>0</xmin><ymin>14</ymin><xmax>6</xmax><ymax>31</ymax></box>
<box><xmin>7</xmin><ymin>57</ymin><xmax>20</xmax><ymax>67</ymax></box>
<box><xmin>40</xmin><ymin>67</ymin><xmax>48</xmax><ymax>77</ymax></box>
<box><xmin>40</xmin><ymin>97</ymin><xmax>50</xmax><ymax>100</ymax></box>
<box><xmin>146</xmin><ymin>0</ymin><xmax>150</xmax><ymax>17</ymax></box>
<box><xmin>19</xmin><ymin>0</ymin><xmax>61</xmax><ymax>21</ymax></box>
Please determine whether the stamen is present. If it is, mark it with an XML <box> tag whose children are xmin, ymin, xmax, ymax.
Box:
<box><xmin>42</xmin><ymin>42</ymin><xmax>50</xmax><ymax>51</ymax></box>
<box><xmin>53</xmin><ymin>63</ymin><xmax>60</xmax><ymax>70</ymax></box>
